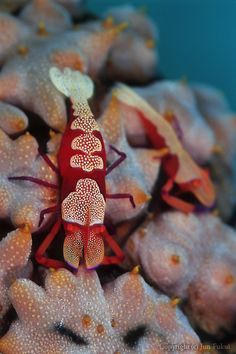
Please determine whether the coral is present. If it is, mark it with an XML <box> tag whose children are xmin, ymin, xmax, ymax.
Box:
<box><xmin>125</xmin><ymin>211</ymin><xmax>236</xmax><ymax>334</ymax></box>
<box><xmin>0</xmin><ymin>0</ymin><xmax>84</xmax><ymax>16</ymax></box>
<box><xmin>192</xmin><ymin>83</ymin><xmax>236</xmax><ymax>163</ymax></box>
<box><xmin>0</xmin><ymin>25</ymin><xmax>122</xmax><ymax>131</ymax></box>
<box><xmin>106</xmin><ymin>32</ymin><xmax>157</xmax><ymax>83</ymax></box>
<box><xmin>105</xmin><ymin>5</ymin><xmax>158</xmax><ymax>40</ymax></box>
<box><xmin>133</xmin><ymin>81</ymin><xmax>216</xmax><ymax>163</ymax></box>
<box><xmin>0</xmin><ymin>226</ymin><xmax>32</xmax><ymax>320</ymax></box>
<box><xmin>0</xmin><ymin>129</ymin><xmax>57</xmax><ymax>231</ymax></box>
<box><xmin>46</xmin><ymin>131</ymin><xmax>62</xmax><ymax>154</ymax></box>
<box><xmin>0</xmin><ymin>268</ymin><xmax>200</xmax><ymax>353</ymax></box>
<box><xmin>192</xmin><ymin>84</ymin><xmax>236</xmax><ymax>219</ymax></box>
<box><xmin>0</xmin><ymin>101</ymin><xmax>28</xmax><ymax>135</ymax></box>
<box><xmin>0</xmin><ymin>13</ymin><xmax>31</xmax><ymax>64</ymax></box>
<box><xmin>19</xmin><ymin>0</ymin><xmax>72</xmax><ymax>34</ymax></box>
<box><xmin>98</xmin><ymin>94</ymin><xmax>160</xmax><ymax>224</ymax></box>
<box><xmin>102</xmin><ymin>6</ymin><xmax>158</xmax><ymax>83</ymax></box>
<box><xmin>209</xmin><ymin>154</ymin><xmax>236</xmax><ymax>221</ymax></box>
<box><xmin>54</xmin><ymin>0</ymin><xmax>85</xmax><ymax>17</ymax></box>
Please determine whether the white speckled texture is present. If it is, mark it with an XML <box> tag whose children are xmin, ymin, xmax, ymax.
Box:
<box><xmin>0</xmin><ymin>102</ymin><xmax>28</xmax><ymax>135</ymax></box>
<box><xmin>0</xmin><ymin>227</ymin><xmax>32</xmax><ymax>319</ymax></box>
<box><xmin>0</xmin><ymin>129</ymin><xmax>58</xmax><ymax>231</ymax></box>
<box><xmin>0</xmin><ymin>26</ymin><xmax>121</xmax><ymax>131</ymax></box>
<box><xmin>0</xmin><ymin>268</ymin><xmax>200</xmax><ymax>353</ymax></box>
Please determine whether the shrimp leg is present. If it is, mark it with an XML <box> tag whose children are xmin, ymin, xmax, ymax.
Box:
<box><xmin>106</xmin><ymin>145</ymin><xmax>127</xmax><ymax>175</ymax></box>
<box><xmin>101</xmin><ymin>228</ymin><xmax>124</xmax><ymax>265</ymax></box>
<box><xmin>35</xmin><ymin>219</ymin><xmax>65</xmax><ymax>268</ymax></box>
<box><xmin>161</xmin><ymin>178</ymin><xmax>194</xmax><ymax>213</ymax></box>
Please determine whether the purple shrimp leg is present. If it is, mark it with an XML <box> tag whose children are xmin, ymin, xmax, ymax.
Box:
<box><xmin>38</xmin><ymin>205</ymin><xmax>60</xmax><ymax>227</ymax></box>
<box><xmin>38</xmin><ymin>148</ymin><xmax>59</xmax><ymax>174</ymax></box>
<box><xmin>106</xmin><ymin>145</ymin><xmax>127</xmax><ymax>175</ymax></box>
<box><xmin>106</xmin><ymin>146</ymin><xmax>135</xmax><ymax>208</ymax></box>
<box><xmin>8</xmin><ymin>176</ymin><xmax>59</xmax><ymax>189</ymax></box>
<box><xmin>106</xmin><ymin>193</ymin><xmax>136</xmax><ymax>208</ymax></box>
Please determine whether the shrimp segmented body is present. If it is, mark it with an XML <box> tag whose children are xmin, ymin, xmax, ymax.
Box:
<box><xmin>11</xmin><ymin>68</ymin><xmax>132</xmax><ymax>270</ymax></box>
<box><xmin>114</xmin><ymin>84</ymin><xmax>215</xmax><ymax>213</ymax></box>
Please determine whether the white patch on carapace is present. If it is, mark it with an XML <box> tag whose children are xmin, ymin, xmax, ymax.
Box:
<box><xmin>70</xmin><ymin>154</ymin><xmax>104</xmax><ymax>172</ymax></box>
<box><xmin>71</xmin><ymin>115</ymin><xmax>99</xmax><ymax>133</ymax></box>
<box><xmin>62</xmin><ymin>178</ymin><xmax>105</xmax><ymax>226</ymax></box>
<box><xmin>71</xmin><ymin>134</ymin><xmax>102</xmax><ymax>154</ymax></box>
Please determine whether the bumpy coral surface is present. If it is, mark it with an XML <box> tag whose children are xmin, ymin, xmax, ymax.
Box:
<box><xmin>0</xmin><ymin>129</ymin><xmax>57</xmax><ymax>231</ymax></box>
<box><xmin>192</xmin><ymin>83</ymin><xmax>236</xmax><ymax>163</ymax></box>
<box><xmin>99</xmin><ymin>94</ymin><xmax>160</xmax><ymax>224</ymax></box>
<box><xmin>0</xmin><ymin>101</ymin><xmax>28</xmax><ymax>135</ymax></box>
<box><xmin>19</xmin><ymin>0</ymin><xmax>72</xmax><ymax>33</ymax></box>
<box><xmin>103</xmin><ymin>5</ymin><xmax>157</xmax><ymax>83</ymax></box>
<box><xmin>106</xmin><ymin>32</ymin><xmax>157</xmax><ymax>83</ymax></box>
<box><xmin>0</xmin><ymin>25</ymin><xmax>122</xmax><ymax>131</ymax></box>
<box><xmin>133</xmin><ymin>81</ymin><xmax>216</xmax><ymax>163</ymax></box>
<box><xmin>126</xmin><ymin>211</ymin><xmax>236</xmax><ymax>334</ymax></box>
<box><xmin>105</xmin><ymin>5</ymin><xmax>158</xmax><ymax>40</ymax></box>
<box><xmin>210</xmin><ymin>155</ymin><xmax>236</xmax><ymax>221</ymax></box>
<box><xmin>0</xmin><ymin>13</ymin><xmax>31</xmax><ymax>64</ymax></box>
<box><xmin>0</xmin><ymin>268</ymin><xmax>200</xmax><ymax>353</ymax></box>
<box><xmin>0</xmin><ymin>226</ymin><xmax>32</xmax><ymax>319</ymax></box>
<box><xmin>192</xmin><ymin>84</ymin><xmax>236</xmax><ymax>219</ymax></box>
<box><xmin>0</xmin><ymin>0</ymin><xmax>84</xmax><ymax>16</ymax></box>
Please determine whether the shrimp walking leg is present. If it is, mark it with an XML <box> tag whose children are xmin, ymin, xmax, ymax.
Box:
<box><xmin>35</xmin><ymin>219</ymin><xmax>65</xmax><ymax>268</ymax></box>
<box><xmin>38</xmin><ymin>205</ymin><xmax>60</xmax><ymax>227</ymax></box>
<box><xmin>106</xmin><ymin>193</ymin><xmax>136</xmax><ymax>208</ymax></box>
<box><xmin>101</xmin><ymin>228</ymin><xmax>124</xmax><ymax>265</ymax></box>
<box><xmin>106</xmin><ymin>145</ymin><xmax>127</xmax><ymax>175</ymax></box>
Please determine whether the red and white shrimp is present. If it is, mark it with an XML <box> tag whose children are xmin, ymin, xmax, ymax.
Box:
<box><xmin>10</xmin><ymin>68</ymin><xmax>135</xmax><ymax>270</ymax></box>
<box><xmin>114</xmin><ymin>84</ymin><xmax>216</xmax><ymax>213</ymax></box>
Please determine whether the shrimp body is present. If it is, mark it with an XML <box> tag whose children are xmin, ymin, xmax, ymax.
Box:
<box><xmin>48</xmin><ymin>68</ymin><xmax>122</xmax><ymax>269</ymax></box>
<box><xmin>58</xmin><ymin>100</ymin><xmax>106</xmax><ymax>201</ymax></box>
<box><xmin>10</xmin><ymin>68</ymin><xmax>125</xmax><ymax>270</ymax></box>
<box><xmin>59</xmin><ymin>96</ymin><xmax>107</xmax><ymax>269</ymax></box>
<box><xmin>114</xmin><ymin>84</ymin><xmax>215</xmax><ymax>212</ymax></box>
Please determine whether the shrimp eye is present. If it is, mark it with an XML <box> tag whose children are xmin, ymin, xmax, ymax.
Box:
<box><xmin>54</xmin><ymin>322</ymin><xmax>88</xmax><ymax>345</ymax></box>
<box><xmin>123</xmin><ymin>325</ymin><xmax>148</xmax><ymax>348</ymax></box>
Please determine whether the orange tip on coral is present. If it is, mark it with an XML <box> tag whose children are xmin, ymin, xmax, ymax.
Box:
<box><xmin>131</xmin><ymin>265</ymin><xmax>141</xmax><ymax>275</ymax></box>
